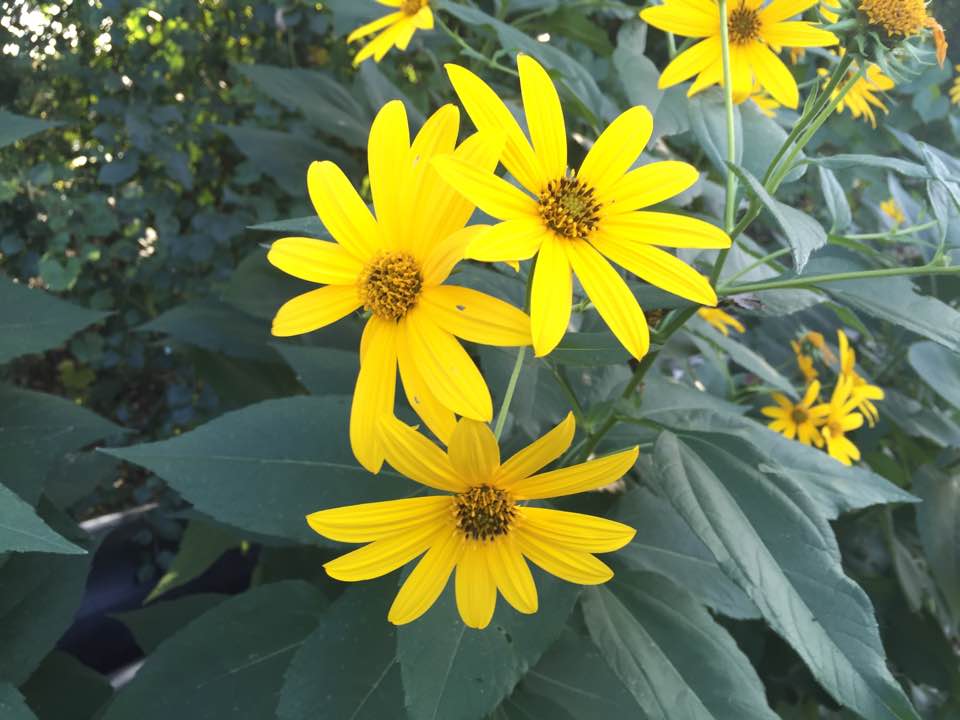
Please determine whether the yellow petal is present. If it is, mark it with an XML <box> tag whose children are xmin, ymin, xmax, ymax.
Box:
<box><xmin>495</xmin><ymin>412</ymin><xmax>575</xmax><ymax>486</ymax></box>
<box><xmin>507</xmin><ymin>446</ymin><xmax>638</xmax><ymax>499</ymax></box>
<box><xmin>464</xmin><ymin>217</ymin><xmax>550</xmax><ymax>264</ymax></box>
<box><xmin>396</xmin><ymin>325</ymin><xmax>457</xmax><ymax>445</ymax></box>
<box><xmin>412</xmin><ymin>6</ymin><xmax>434</xmax><ymax>30</ymax></box>
<box><xmin>448</xmin><ymin>418</ymin><xmax>500</xmax><ymax>484</ymax></box>
<box><xmin>420</xmin><ymin>285</ymin><xmax>532</xmax><ymax>347</ymax></box>
<box><xmin>271</xmin><ymin>285</ymin><xmax>360</xmax><ymax>337</ymax></box>
<box><xmin>577</xmin><ymin>106</ymin><xmax>653</xmax><ymax>192</ymax></box>
<box><xmin>267</xmin><ymin>237</ymin><xmax>363</xmax><ymax>285</ymax></box>
<box><xmin>747</xmin><ymin>43</ymin><xmax>799</xmax><ymax>109</ymax></box>
<box><xmin>404</xmin><ymin>307</ymin><xmax>493</xmax><ymax>421</ymax></box>
<box><xmin>760</xmin><ymin>0</ymin><xmax>819</xmax><ymax>24</ymax></box>
<box><xmin>530</xmin><ymin>236</ymin><xmax>572</xmax><ymax>357</ymax></box>
<box><xmin>350</xmin><ymin>318</ymin><xmax>398</xmax><ymax>473</ymax></box>
<box><xmin>518</xmin><ymin>54</ymin><xmax>567</xmax><ymax>182</ymax></box>
<box><xmin>518</xmin><ymin>507</ymin><xmax>636</xmax><ymax>553</ymax></box>
<box><xmin>515</xmin><ymin>528</ymin><xmax>614</xmax><ymax>585</ymax></box>
<box><xmin>730</xmin><ymin>45</ymin><xmax>754</xmax><ymax>103</ymax></box>
<box><xmin>422</xmin><ymin>225</ymin><xmax>488</xmax><ymax>287</ymax></box>
<box><xmin>379</xmin><ymin>415</ymin><xmax>466</xmax><ymax>492</ymax></box>
<box><xmin>589</xmin><ymin>235</ymin><xmax>718</xmax><ymax>306</ymax></box>
<box><xmin>456</xmin><ymin>542</ymin><xmax>497</xmax><ymax>629</ymax></box>
<box><xmin>307</xmin><ymin>496</ymin><xmax>452</xmax><ymax>543</ymax></box>
<box><xmin>445</xmin><ymin>63</ymin><xmax>544</xmax><ymax>192</ymax></box>
<box><xmin>389</xmin><ymin>526</ymin><xmax>463</xmax><ymax>625</ymax></box>
<box><xmin>598</xmin><ymin>212</ymin><xmax>730</xmax><ymax>248</ymax></box>
<box><xmin>432</xmin><ymin>155</ymin><xmax>539</xmax><ymax>221</ymax></box>
<box><xmin>841</xmin><ymin>413</ymin><xmax>864</xmax><ymax>432</ymax></box>
<box><xmin>659</xmin><ymin>37</ymin><xmax>721</xmax><ymax>89</ymax></box>
<box><xmin>306</xmin><ymin>161</ymin><xmax>381</xmax><ymax>261</ymax></box>
<box><xmin>639</xmin><ymin>3</ymin><xmax>718</xmax><ymax>37</ymax></box>
<box><xmin>762</xmin><ymin>21</ymin><xmax>839</xmax><ymax>48</ymax></box>
<box><xmin>368</xmin><ymin>100</ymin><xmax>410</xmax><ymax>245</ymax></box>
<box><xmin>488</xmin><ymin>535</ymin><xmax>538</xmax><ymax>614</ymax></box>
<box><xmin>323</xmin><ymin>520</ymin><xmax>439</xmax><ymax>581</ymax></box>
<box><xmin>347</xmin><ymin>11</ymin><xmax>402</xmax><ymax>43</ymax></box>
<box><xmin>598</xmin><ymin>161</ymin><xmax>699</xmax><ymax>214</ymax></box>
<box><xmin>567</xmin><ymin>241</ymin><xmax>650</xmax><ymax>360</ymax></box>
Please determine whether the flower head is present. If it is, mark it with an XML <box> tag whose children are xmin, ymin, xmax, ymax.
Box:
<box><xmin>818</xmin><ymin>56</ymin><xmax>895</xmax><ymax>128</ymax></box>
<box><xmin>761</xmin><ymin>380</ymin><xmax>827</xmax><ymax>447</ymax></box>
<box><xmin>641</xmin><ymin>0</ymin><xmax>839</xmax><ymax>108</ymax></box>
<box><xmin>434</xmin><ymin>55</ymin><xmax>731</xmax><ymax>360</ymax></box>
<box><xmin>812</xmin><ymin>374</ymin><xmax>865</xmax><ymax>465</ymax></box>
<box><xmin>698</xmin><ymin>307</ymin><xmax>745</xmax><ymax>335</ymax></box>
<box><xmin>791</xmin><ymin>339</ymin><xmax>819</xmax><ymax>385</ymax></box>
<box><xmin>858</xmin><ymin>0</ymin><xmax>927</xmax><ymax>38</ymax></box>
<box><xmin>881</xmin><ymin>197</ymin><xmax>906</xmax><ymax>225</ymax></box>
<box><xmin>347</xmin><ymin>0</ymin><xmax>433</xmax><ymax>66</ymax></box>
<box><xmin>837</xmin><ymin>329</ymin><xmax>884</xmax><ymax>426</ymax></box>
<box><xmin>307</xmin><ymin>414</ymin><xmax>639</xmax><ymax>629</ymax></box>
<box><xmin>268</xmin><ymin>101</ymin><xmax>532</xmax><ymax>472</ymax></box>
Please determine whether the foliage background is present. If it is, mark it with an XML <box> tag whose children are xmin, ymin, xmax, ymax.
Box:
<box><xmin>2</xmin><ymin>0</ymin><xmax>960</xmax><ymax>718</ymax></box>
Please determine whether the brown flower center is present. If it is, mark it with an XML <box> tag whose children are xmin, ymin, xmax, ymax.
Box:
<box><xmin>359</xmin><ymin>252</ymin><xmax>423</xmax><ymax>321</ymax></box>
<box><xmin>791</xmin><ymin>407</ymin><xmax>810</xmax><ymax>425</ymax></box>
<box><xmin>728</xmin><ymin>4</ymin><xmax>762</xmax><ymax>45</ymax></box>
<box><xmin>401</xmin><ymin>0</ymin><xmax>428</xmax><ymax>16</ymax></box>
<box><xmin>858</xmin><ymin>0</ymin><xmax>927</xmax><ymax>37</ymax></box>
<box><xmin>454</xmin><ymin>485</ymin><xmax>516</xmax><ymax>541</ymax></box>
<box><xmin>539</xmin><ymin>174</ymin><xmax>602</xmax><ymax>240</ymax></box>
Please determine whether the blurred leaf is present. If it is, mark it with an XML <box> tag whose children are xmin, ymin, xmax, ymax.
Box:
<box><xmin>689</xmin><ymin>89</ymin><xmax>743</xmax><ymax>177</ymax></box>
<box><xmin>44</xmin><ymin>451</ymin><xmax>119</xmax><ymax>510</ymax></box>
<box><xmin>0</xmin><ymin>684</ymin><xmax>36</xmax><ymax>720</ymax></box>
<box><xmin>808</xmin><ymin>155</ymin><xmax>928</xmax><ymax>179</ymax></box>
<box><xmin>741</xmin><ymin>102</ymin><xmax>804</xmax><ymax>185</ymax></box>
<box><xmin>583</xmin><ymin>572</ymin><xmax>777</xmax><ymax>719</ymax></box>
<box><xmin>915</xmin><ymin>468</ymin><xmax>960</xmax><ymax>629</ymax></box>
<box><xmin>0</xmin><ymin>481</ymin><xmax>85</xmax><ymax>555</ymax></box>
<box><xmin>883</xmin><ymin>390</ymin><xmax>960</xmax><ymax>447</ymax></box>
<box><xmin>248</xmin><ymin>215</ymin><xmax>327</xmax><ymax>238</ymax></box>
<box><xmin>97</xmin><ymin>153</ymin><xmax>140</xmax><ymax>185</ymax></box>
<box><xmin>907</xmin><ymin>341</ymin><xmax>960</xmax><ymax>409</ymax></box>
<box><xmin>540</xmin><ymin>6</ymin><xmax>612</xmax><ymax>56</ymax></box>
<box><xmin>103</xmin><ymin>396</ymin><xmax>419</xmax><ymax>544</ymax></box>
<box><xmin>550</xmin><ymin>332</ymin><xmax>631</xmax><ymax>367</ymax></box>
<box><xmin>652</xmin><ymin>432</ymin><xmax>919</xmax><ymax>720</ymax></box>
<box><xmin>20</xmin><ymin>651</ymin><xmax>112</xmax><ymax>720</ymax></box>
<box><xmin>357</xmin><ymin>62</ymin><xmax>426</xmax><ymax>128</ymax></box>
<box><xmin>145</xmin><ymin>521</ymin><xmax>240</xmax><ymax>602</ymax></box>
<box><xmin>0</xmin><ymin>275</ymin><xmax>108</xmax><ymax>365</ymax></box>
<box><xmin>115</xmin><ymin>594</ymin><xmax>228</xmax><ymax>654</ymax></box>
<box><xmin>0</xmin><ymin>111</ymin><xmax>57</xmax><ymax>148</ymax></box>
<box><xmin>818</xmin><ymin>166</ymin><xmax>852</xmax><ymax>233</ymax></box>
<box><xmin>101</xmin><ymin>581</ymin><xmax>322</xmax><ymax>720</ymax></box>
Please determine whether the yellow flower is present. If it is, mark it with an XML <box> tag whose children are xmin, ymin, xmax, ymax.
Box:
<box><xmin>821</xmin><ymin>0</ymin><xmax>840</xmax><ymax>23</ymax></box>
<box><xmin>698</xmin><ymin>307</ymin><xmax>745</xmax><ymax>335</ymax></box>
<box><xmin>880</xmin><ymin>197</ymin><xmax>905</xmax><ymax>225</ymax></box>
<box><xmin>800</xmin><ymin>330</ymin><xmax>836</xmax><ymax>364</ymax></box>
<box><xmin>433</xmin><ymin>55</ymin><xmax>731</xmax><ymax>360</ymax></box>
<box><xmin>812</xmin><ymin>375</ymin><xmax>865</xmax><ymax>465</ymax></box>
<box><xmin>857</xmin><ymin>0</ymin><xmax>947</xmax><ymax>65</ymax></box>
<box><xmin>347</xmin><ymin>0</ymin><xmax>433</xmax><ymax>66</ymax></box>
<box><xmin>817</xmin><ymin>57</ymin><xmax>895</xmax><ymax>128</ymax></box>
<box><xmin>791</xmin><ymin>340</ymin><xmax>819</xmax><ymax>385</ymax></box>
<box><xmin>950</xmin><ymin>65</ymin><xmax>960</xmax><ymax>105</ymax></box>
<box><xmin>640</xmin><ymin>0</ymin><xmax>838</xmax><ymax>108</ymax></box>
<box><xmin>761</xmin><ymin>380</ymin><xmax>827</xmax><ymax>447</ymax></box>
<box><xmin>837</xmin><ymin>329</ymin><xmax>885</xmax><ymax>426</ymax></box>
<box><xmin>268</xmin><ymin>101</ymin><xmax>532</xmax><ymax>472</ymax></box>
<box><xmin>751</xmin><ymin>85</ymin><xmax>782</xmax><ymax>117</ymax></box>
<box><xmin>307</xmin><ymin>414</ymin><xmax>639</xmax><ymax>629</ymax></box>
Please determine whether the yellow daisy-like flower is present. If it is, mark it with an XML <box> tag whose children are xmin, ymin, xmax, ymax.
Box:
<box><xmin>818</xmin><ymin>57</ymin><xmax>895</xmax><ymax>128</ymax></box>
<box><xmin>837</xmin><ymin>329</ymin><xmax>885</xmax><ymax>426</ymax></box>
<box><xmin>268</xmin><ymin>101</ymin><xmax>532</xmax><ymax>473</ymax></box>
<box><xmin>880</xmin><ymin>197</ymin><xmax>906</xmax><ymax>225</ymax></box>
<box><xmin>761</xmin><ymin>380</ymin><xmax>827</xmax><ymax>447</ymax></box>
<box><xmin>857</xmin><ymin>0</ymin><xmax>947</xmax><ymax>65</ymax></box>
<box><xmin>800</xmin><ymin>330</ymin><xmax>836</xmax><ymax>364</ymax></box>
<box><xmin>640</xmin><ymin>0</ymin><xmax>839</xmax><ymax>108</ymax></box>
<box><xmin>307</xmin><ymin>414</ymin><xmax>639</xmax><ymax>629</ymax></box>
<box><xmin>698</xmin><ymin>307</ymin><xmax>745</xmax><ymax>335</ymax></box>
<box><xmin>791</xmin><ymin>339</ymin><xmax>819</xmax><ymax>385</ymax></box>
<box><xmin>949</xmin><ymin>66</ymin><xmax>960</xmax><ymax>105</ymax></box>
<box><xmin>347</xmin><ymin>0</ymin><xmax>433</xmax><ymax>66</ymax></box>
<box><xmin>433</xmin><ymin>55</ymin><xmax>731</xmax><ymax>360</ymax></box>
<box><xmin>812</xmin><ymin>374</ymin><xmax>865</xmax><ymax>465</ymax></box>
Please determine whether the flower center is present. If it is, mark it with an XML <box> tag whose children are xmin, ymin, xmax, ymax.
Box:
<box><xmin>728</xmin><ymin>4</ymin><xmax>761</xmax><ymax>45</ymax></box>
<box><xmin>826</xmin><ymin>419</ymin><xmax>845</xmax><ymax>437</ymax></box>
<box><xmin>401</xmin><ymin>0</ymin><xmax>427</xmax><ymax>16</ymax></box>
<box><xmin>538</xmin><ymin>174</ymin><xmax>602</xmax><ymax>240</ymax></box>
<box><xmin>359</xmin><ymin>252</ymin><xmax>423</xmax><ymax>321</ymax></box>
<box><xmin>857</xmin><ymin>0</ymin><xmax>927</xmax><ymax>37</ymax></box>
<box><xmin>791</xmin><ymin>407</ymin><xmax>809</xmax><ymax>425</ymax></box>
<box><xmin>453</xmin><ymin>485</ymin><xmax>516</xmax><ymax>541</ymax></box>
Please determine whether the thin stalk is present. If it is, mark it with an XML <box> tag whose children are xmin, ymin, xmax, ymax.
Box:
<box><xmin>435</xmin><ymin>13</ymin><xmax>518</xmax><ymax>77</ymax></box>
<box><xmin>718</xmin><ymin>0</ymin><xmax>737</xmax><ymax>238</ymax></box>
<box><xmin>494</xmin><ymin>347</ymin><xmax>527</xmax><ymax>441</ymax></box>
<box><xmin>722</xmin><ymin>247</ymin><xmax>793</xmax><ymax>286</ymax></box>
<box><xmin>718</xmin><ymin>263</ymin><xmax>960</xmax><ymax>296</ymax></box>
<box><xmin>844</xmin><ymin>221</ymin><xmax>939</xmax><ymax>241</ymax></box>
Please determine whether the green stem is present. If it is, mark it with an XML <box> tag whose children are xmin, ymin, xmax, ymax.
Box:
<box><xmin>844</xmin><ymin>221</ymin><xmax>939</xmax><ymax>242</ymax></box>
<box><xmin>435</xmin><ymin>13</ymin><xmax>518</xmax><ymax>77</ymax></box>
<box><xmin>718</xmin><ymin>0</ymin><xmax>736</xmax><ymax>237</ymax></box>
<box><xmin>718</xmin><ymin>263</ymin><xmax>960</xmax><ymax>296</ymax></box>
<box><xmin>722</xmin><ymin>247</ymin><xmax>793</xmax><ymax>286</ymax></box>
<box><xmin>494</xmin><ymin>346</ymin><xmax>527</xmax><ymax>441</ymax></box>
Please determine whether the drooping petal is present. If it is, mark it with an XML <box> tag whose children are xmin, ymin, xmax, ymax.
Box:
<box><xmin>517</xmin><ymin>54</ymin><xmax>567</xmax><ymax>182</ymax></box>
<box><xmin>577</xmin><ymin>106</ymin><xmax>653</xmax><ymax>193</ymax></box>
<box><xmin>530</xmin><ymin>236</ymin><xmax>572</xmax><ymax>357</ymax></box>
<box><xmin>487</xmin><ymin>535</ymin><xmax>538</xmax><ymax>614</ymax></box>
<box><xmin>448</xmin><ymin>418</ymin><xmax>500</xmax><ymax>485</ymax></box>
<box><xmin>597</xmin><ymin>161</ymin><xmax>700</xmax><ymax>215</ymax></box>
<box><xmin>517</xmin><ymin>507</ymin><xmax>636</xmax><ymax>553</ymax></box>
<box><xmin>801</xmin><ymin>380</ymin><xmax>821</xmax><ymax>408</ymax></box>
<box><xmin>456</xmin><ymin>542</ymin><xmax>498</xmax><ymax>629</ymax></box>
<box><xmin>368</xmin><ymin>100</ymin><xmax>410</xmax><ymax>244</ymax></box>
<box><xmin>347</xmin><ymin>11</ymin><xmax>403</xmax><ymax>42</ymax></box>
<box><xmin>567</xmin><ymin>240</ymin><xmax>650</xmax><ymax>360</ymax></box>
<box><xmin>412</xmin><ymin>6</ymin><xmax>434</xmax><ymax>30</ymax></box>
<box><xmin>350</xmin><ymin>318</ymin><xmax>398</xmax><ymax>473</ymax></box>
<box><xmin>420</xmin><ymin>285</ymin><xmax>531</xmax><ymax>347</ymax></box>
<box><xmin>389</xmin><ymin>526</ymin><xmax>463</xmax><ymax>625</ymax></box>
<box><xmin>515</xmin><ymin>528</ymin><xmax>614</xmax><ymax>585</ymax></box>
<box><xmin>747</xmin><ymin>43</ymin><xmax>799</xmax><ymax>108</ymax></box>
<box><xmin>639</xmin><ymin>2</ymin><xmax>719</xmax><ymax>37</ymax></box>
<box><xmin>432</xmin><ymin>155</ymin><xmax>539</xmax><ymax>221</ymax></box>
<box><xmin>599</xmin><ymin>212</ymin><xmax>731</xmax><ymax>248</ymax></box>
<box><xmin>267</xmin><ymin>237</ymin><xmax>364</xmax><ymax>285</ymax></box>
<box><xmin>271</xmin><ymin>285</ymin><xmax>361</xmax><ymax>337</ymax></box>
<box><xmin>659</xmin><ymin>37</ymin><xmax>722</xmax><ymax>89</ymax></box>
<box><xmin>395</xmin><ymin>324</ymin><xmax>457</xmax><ymax>445</ymax></box>
<box><xmin>445</xmin><ymin>63</ymin><xmax>545</xmax><ymax>192</ymax></box>
<box><xmin>379</xmin><ymin>415</ymin><xmax>466</xmax><ymax>492</ymax></box>
<box><xmin>464</xmin><ymin>217</ymin><xmax>550</xmax><ymax>264</ymax></box>
<box><xmin>422</xmin><ymin>225</ymin><xmax>488</xmax><ymax>287</ymax></box>
<box><xmin>307</xmin><ymin>496</ymin><xmax>452</xmax><ymax>543</ymax></box>
<box><xmin>323</xmin><ymin>520</ymin><xmax>441</xmax><ymax>581</ymax></box>
<box><xmin>494</xmin><ymin>412</ymin><xmax>575</xmax><ymax>486</ymax></box>
<box><xmin>306</xmin><ymin>161</ymin><xmax>381</xmax><ymax>261</ymax></box>
<box><xmin>762</xmin><ymin>21</ymin><xmax>839</xmax><ymax>48</ymax></box>
<box><xmin>506</xmin><ymin>446</ymin><xmax>639</xmax><ymax>499</ymax></box>
<box><xmin>760</xmin><ymin>0</ymin><xmax>819</xmax><ymax>25</ymax></box>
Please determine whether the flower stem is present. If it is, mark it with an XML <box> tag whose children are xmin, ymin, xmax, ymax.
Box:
<box><xmin>722</xmin><ymin>247</ymin><xmax>793</xmax><ymax>286</ymax></box>
<box><xmin>718</xmin><ymin>263</ymin><xmax>960</xmax><ymax>296</ymax></box>
<box><xmin>435</xmin><ymin>13</ymin><xmax>518</xmax><ymax>77</ymax></box>
<box><xmin>717</xmin><ymin>0</ymin><xmax>737</xmax><ymax>236</ymax></box>
<box><xmin>494</xmin><ymin>346</ymin><xmax>527</xmax><ymax>441</ymax></box>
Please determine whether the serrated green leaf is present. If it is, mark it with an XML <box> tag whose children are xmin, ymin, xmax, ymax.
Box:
<box><xmin>907</xmin><ymin>341</ymin><xmax>960</xmax><ymax>409</ymax></box>
<box><xmin>0</xmin><ymin>481</ymin><xmax>85</xmax><ymax>555</ymax></box>
<box><xmin>115</xmin><ymin>594</ymin><xmax>228</xmax><ymax>655</ymax></box>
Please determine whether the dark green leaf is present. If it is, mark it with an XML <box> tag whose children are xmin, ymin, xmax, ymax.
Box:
<box><xmin>247</xmin><ymin>215</ymin><xmax>327</xmax><ymax>238</ymax></box>
<box><xmin>273</xmin><ymin>344</ymin><xmax>359</xmax><ymax>395</ymax></box>
<box><xmin>0</xmin><ymin>481</ymin><xmax>85</xmax><ymax>555</ymax></box>
<box><xmin>221</xmin><ymin>250</ymin><xmax>316</xmax><ymax>321</ymax></box>
<box><xmin>550</xmin><ymin>332</ymin><xmax>631</xmax><ymax>367</ymax></box>
<box><xmin>0</xmin><ymin>684</ymin><xmax>37</xmax><ymax>720</ymax></box>
<box><xmin>0</xmin><ymin>111</ymin><xmax>57</xmax><ymax>148</ymax></box>
<box><xmin>145</xmin><ymin>521</ymin><xmax>240</xmax><ymax>602</ymax></box>
<box><xmin>741</xmin><ymin>101</ymin><xmax>804</xmax><ymax>185</ymax></box>
<box><xmin>689</xmin><ymin>89</ymin><xmax>742</xmax><ymax>177</ymax></box>
<box><xmin>907</xmin><ymin>341</ymin><xmax>960</xmax><ymax>409</ymax></box>
<box><xmin>818</xmin><ymin>166</ymin><xmax>852</xmax><ymax>233</ymax></box>
<box><xmin>915</xmin><ymin>468</ymin><xmax>960</xmax><ymax>628</ymax></box>
<box><xmin>808</xmin><ymin>155</ymin><xmax>928</xmax><ymax>179</ymax></box>
<box><xmin>115</xmin><ymin>594</ymin><xmax>228</xmax><ymax>654</ymax></box>
<box><xmin>20</xmin><ymin>651</ymin><xmax>112</xmax><ymax>720</ymax></box>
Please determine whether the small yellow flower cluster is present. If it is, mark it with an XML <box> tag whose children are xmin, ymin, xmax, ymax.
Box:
<box><xmin>881</xmin><ymin>197</ymin><xmax>906</xmax><ymax>225</ymax></box>
<box><xmin>762</xmin><ymin>330</ymin><xmax>884</xmax><ymax>465</ymax></box>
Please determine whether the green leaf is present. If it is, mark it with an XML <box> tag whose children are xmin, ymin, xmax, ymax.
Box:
<box><xmin>221</xmin><ymin>250</ymin><xmax>316</xmax><ymax>321</ymax></box>
<box><xmin>818</xmin><ymin>166</ymin><xmax>852</xmax><ymax>233</ymax></box>
<box><xmin>883</xmin><ymin>390</ymin><xmax>960</xmax><ymax>447</ymax></box>
<box><xmin>272</xmin><ymin>344</ymin><xmax>359</xmax><ymax>395</ymax></box>
<box><xmin>583</xmin><ymin>572</ymin><xmax>777</xmax><ymax>719</ymax></box>
<box><xmin>20</xmin><ymin>651</ymin><xmax>112</xmax><ymax>720</ymax></box>
<box><xmin>718</xmin><ymin>244</ymin><xmax>824</xmax><ymax>316</ymax></box>
<box><xmin>651</xmin><ymin>432</ymin><xmax>920</xmax><ymax>720</ymax></box>
<box><xmin>0</xmin><ymin>550</ymin><xmax>94</xmax><ymax>684</ymax></box>
<box><xmin>44</xmin><ymin>451</ymin><xmax>119</xmax><ymax>509</ymax></box>
<box><xmin>0</xmin><ymin>111</ymin><xmax>57</xmax><ymax>148</ymax></box>
<box><xmin>0</xmin><ymin>275</ymin><xmax>107</xmax><ymax>364</ymax></box>
<box><xmin>732</xmin><ymin>165</ymin><xmax>826</xmax><ymax>272</ymax></box>
<box><xmin>613</xmin><ymin>22</ymin><xmax>664</xmax><ymax>116</ymax></box>
<box><xmin>741</xmin><ymin>101</ymin><xmax>804</xmax><ymax>185</ymax></box>
<box><xmin>103</xmin><ymin>396</ymin><xmax>419</xmax><ymax>544</ymax></box>
<box><xmin>907</xmin><ymin>341</ymin><xmax>960</xmax><ymax>409</ymax></box>
<box><xmin>808</xmin><ymin>155</ymin><xmax>928</xmax><ymax>179</ymax></box>
<box><xmin>247</xmin><ymin>215</ymin><xmax>327</xmax><ymax>238</ymax></box>
<box><xmin>0</xmin><ymin>684</ymin><xmax>37</xmax><ymax>720</ymax></box>
<box><xmin>101</xmin><ymin>581</ymin><xmax>322</xmax><ymax>720</ymax></box>
<box><xmin>145</xmin><ymin>521</ymin><xmax>240</xmax><ymax>602</ymax></box>
<box><xmin>915</xmin><ymin>468</ymin><xmax>960</xmax><ymax>629</ymax></box>
<box><xmin>398</xmin><ymin>573</ymin><xmax>579</xmax><ymax>720</ymax></box>
<box><xmin>689</xmin><ymin>89</ymin><xmax>742</xmax><ymax>177</ymax></box>
<box><xmin>114</xmin><ymin>593</ymin><xmax>228</xmax><ymax>654</ymax></box>
<box><xmin>0</xmin><ymin>481</ymin><xmax>85</xmax><ymax>555</ymax></box>
<box><xmin>278</xmin><ymin>579</ymin><xmax>402</xmax><ymax>720</ymax></box>
<box><xmin>550</xmin><ymin>332</ymin><xmax>631</xmax><ymax>367</ymax></box>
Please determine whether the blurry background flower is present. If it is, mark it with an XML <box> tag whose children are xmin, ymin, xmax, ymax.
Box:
<box><xmin>347</xmin><ymin>0</ymin><xmax>433</xmax><ymax>66</ymax></box>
